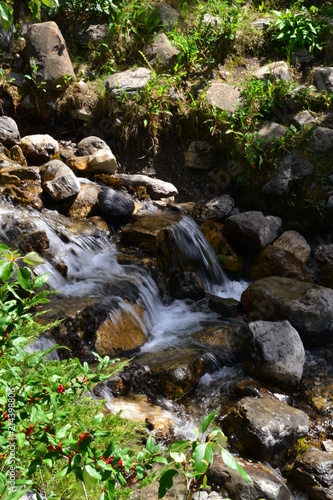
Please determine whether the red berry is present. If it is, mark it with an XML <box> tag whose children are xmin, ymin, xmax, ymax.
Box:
<box><xmin>118</xmin><ymin>459</ymin><xmax>123</xmax><ymax>467</ymax></box>
<box><xmin>57</xmin><ymin>385</ymin><xmax>65</xmax><ymax>394</ymax></box>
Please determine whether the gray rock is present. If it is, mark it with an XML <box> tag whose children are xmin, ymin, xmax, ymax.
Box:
<box><xmin>154</xmin><ymin>2</ymin><xmax>180</xmax><ymax>30</ymax></box>
<box><xmin>273</xmin><ymin>230</ymin><xmax>311</xmax><ymax>263</ymax></box>
<box><xmin>309</xmin><ymin>126</ymin><xmax>333</xmax><ymax>156</ymax></box>
<box><xmin>104</xmin><ymin>67</ymin><xmax>152</xmax><ymax>97</ymax></box>
<box><xmin>241</xmin><ymin>276</ymin><xmax>333</xmax><ymax>346</ymax></box>
<box><xmin>206</xmin><ymin>83</ymin><xmax>241</xmax><ymax>114</ymax></box>
<box><xmin>224</xmin><ymin>395</ymin><xmax>310</xmax><ymax>465</ymax></box>
<box><xmin>244</xmin><ymin>320</ymin><xmax>305</xmax><ymax>388</ymax></box>
<box><xmin>0</xmin><ymin>116</ymin><xmax>20</xmax><ymax>146</ymax></box>
<box><xmin>184</xmin><ymin>141</ymin><xmax>214</xmax><ymax>170</ymax></box>
<box><xmin>23</xmin><ymin>21</ymin><xmax>75</xmax><ymax>90</ymax></box>
<box><xmin>252</xmin><ymin>61</ymin><xmax>290</xmax><ymax>81</ymax></box>
<box><xmin>251</xmin><ymin>18</ymin><xmax>272</xmax><ymax>31</ymax></box>
<box><xmin>77</xmin><ymin>22</ymin><xmax>110</xmax><ymax>43</ymax></box>
<box><xmin>291</xmin><ymin>447</ymin><xmax>333</xmax><ymax>499</ymax></box>
<box><xmin>98</xmin><ymin>189</ymin><xmax>135</xmax><ymax>222</ymax></box>
<box><xmin>290</xmin><ymin>110</ymin><xmax>316</xmax><ymax>129</ymax></box>
<box><xmin>293</xmin><ymin>47</ymin><xmax>315</xmax><ymax>64</ymax></box>
<box><xmin>77</xmin><ymin>136</ymin><xmax>111</xmax><ymax>156</ymax></box>
<box><xmin>144</xmin><ymin>33</ymin><xmax>179</xmax><ymax>70</ymax></box>
<box><xmin>116</xmin><ymin>173</ymin><xmax>178</xmax><ymax>200</ymax></box>
<box><xmin>315</xmin><ymin>67</ymin><xmax>333</xmax><ymax>93</ymax></box>
<box><xmin>257</xmin><ymin>122</ymin><xmax>286</xmax><ymax>147</ymax></box>
<box><xmin>0</xmin><ymin>23</ymin><xmax>14</xmax><ymax>49</ymax></box>
<box><xmin>168</xmin><ymin>272</ymin><xmax>205</xmax><ymax>300</ymax></box>
<box><xmin>314</xmin><ymin>243</ymin><xmax>333</xmax><ymax>263</ymax></box>
<box><xmin>223</xmin><ymin>211</ymin><xmax>282</xmax><ymax>252</ymax></box>
<box><xmin>67</xmin><ymin>149</ymin><xmax>117</xmax><ymax>176</ymax></box>
<box><xmin>262</xmin><ymin>153</ymin><xmax>313</xmax><ymax>196</ymax></box>
<box><xmin>208</xmin><ymin>296</ymin><xmax>240</xmax><ymax>317</ymax></box>
<box><xmin>41</xmin><ymin>160</ymin><xmax>80</xmax><ymax>201</ymax></box>
<box><xmin>20</xmin><ymin>134</ymin><xmax>59</xmax><ymax>163</ymax></box>
<box><xmin>202</xmin><ymin>194</ymin><xmax>235</xmax><ymax>221</ymax></box>
<box><xmin>202</xmin><ymin>14</ymin><xmax>221</xmax><ymax>27</ymax></box>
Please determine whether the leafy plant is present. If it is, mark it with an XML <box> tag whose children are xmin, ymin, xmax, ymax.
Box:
<box><xmin>0</xmin><ymin>0</ymin><xmax>56</xmax><ymax>29</ymax></box>
<box><xmin>158</xmin><ymin>409</ymin><xmax>251</xmax><ymax>499</ymax></box>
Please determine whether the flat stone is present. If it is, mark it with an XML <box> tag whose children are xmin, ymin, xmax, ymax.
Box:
<box><xmin>104</xmin><ymin>67</ymin><xmax>152</xmax><ymax>97</ymax></box>
<box><xmin>116</xmin><ymin>173</ymin><xmax>178</xmax><ymax>200</ymax></box>
<box><xmin>68</xmin><ymin>181</ymin><xmax>100</xmax><ymax>219</ymax></box>
<box><xmin>206</xmin><ymin>83</ymin><xmax>241</xmax><ymax>114</ymax></box>
<box><xmin>257</xmin><ymin>121</ymin><xmax>286</xmax><ymax>145</ymax></box>
<box><xmin>66</xmin><ymin>149</ymin><xmax>117</xmax><ymax>177</ymax></box>
<box><xmin>290</xmin><ymin>110</ymin><xmax>316</xmax><ymax>129</ymax></box>
<box><xmin>252</xmin><ymin>61</ymin><xmax>290</xmax><ymax>81</ymax></box>
<box><xmin>315</xmin><ymin>67</ymin><xmax>333</xmax><ymax>93</ymax></box>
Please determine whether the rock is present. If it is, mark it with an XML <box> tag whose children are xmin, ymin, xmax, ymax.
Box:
<box><xmin>41</xmin><ymin>160</ymin><xmax>80</xmax><ymax>201</ymax></box>
<box><xmin>167</xmin><ymin>271</ymin><xmax>205</xmax><ymax>299</ymax></box>
<box><xmin>251</xmin><ymin>18</ymin><xmax>272</xmax><ymax>31</ymax></box>
<box><xmin>0</xmin><ymin>166</ymin><xmax>40</xmax><ymax>184</ymax></box>
<box><xmin>291</xmin><ymin>447</ymin><xmax>333</xmax><ymax>500</ymax></box>
<box><xmin>290</xmin><ymin>110</ymin><xmax>316</xmax><ymax>129</ymax></box>
<box><xmin>241</xmin><ymin>276</ymin><xmax>333</xmax><ymax>346</ymax></box>
<box><xmin>20</xmin><ymin>134</ymin><xmax>59</xmax><ymax>164</ymax></box>
<box><xmin>193</xmin><ymin>323</ymin><xmax>243</xmax><ymax>366</ymax></box>
<box><xmin>2</xmin><ymin>184</ymin><xmax>43</xmax><ymax>211</ymax></box>
<box><xmin>315</xmin><ymin>67</ymin><xmax>333</xmax><ymax>93</ymax></box>
<box><xmin>116</xmin><ymin>173</ymin><xmax>178</xmax><ymax>200</ymax></box>
<box><xmin>184</xmin><ymin>141</ymin><xmax>214</xmax><ymax>170</ymax></box>
<box><xmin>252</xmin><ymin>61</ymin><xmax>290</xmax><ymax>81</ymax></box>
<box><xmin>77</xmin><ymin>136</ymin><xmax>111</xmax><ymax>156</ymax></box>
<box><xmin>67</xmin><ymin>149</ymin><xmax>117</xmax><ymax>177</ymax></box>
<box><xmin>244</xmin><ymin>320</ymin><xmax>305</xmax><ymax>388</ymax></box>
<box><xmin>68</xmin><ymin>181</ymin><xmax>100</xmax><ymax>219</ymax></box>
<box><xmin>23</xmin><ymin>21</ymin><xmax>75</xmax><ymax>90</ymax></box>
<box><xmin>201</xmin><ymin>194</ymin><xmax>235</xmax><ymax>221</ymax></box>
<box><xmin>224</xmin><ymin>395</ymin><xmax>310</xmax><ymax>465</ymax></box>
<box><xmin>104</xmin><ymin>67</ymin><xmax>152</xmax><ymax>97</ymax></box>
<box><xmin>309</xmin><ymin>127</ymin><xmax>333</xmax><ymax>156</ymax></box>
<box><xmin>293</xmin><ymin>47</ymin><xmax>315</xmax><ymax>64</ymax></box>
<box><xmin>95</xmin><ymin>304</ymin><xmax>147</xmax><ymax>357</ymax></box>
<box><xmin>315</xmin><ymin>244</ymin><xmax>333</xmax><ymax>263</ymax></box>
<box><xmin>144</xmin><ymin>33</ymin><xmax>179</xmax><ymax>70</ymax></box>
<box><xmin>262</xmin><ymin>153</ymin><xmax>313</xmax><ymax>196</ymax></box>
<box><xmin>257</xmin><ymin>121</ymin><xmax>286</xmax><ymax>148</ymax></box>
<box><xmin>98</xmin><ymin>189</ymin><xmax>135</xmax><ymax>222</ymax></box>
<box><xmin>223</xmin><ymin>211</ymin><xmax>282</xmax><ymax>252</ymax></box>
<box><xmin>248</xmin><ymin>245</ymin><xmax>312</xmax><ymax>282</ymax></box>
<box><xmin>77</xmin><ymin>22</ymin><xmax>110</xmax><ymax>43</ymax></box>
<box><xmin>154</xmin><ymin>2</ymin><xmax>180</xmax><ymax>30</ymax></box>
<box><xmin>320</xmin><ymin>262</ymin><xmax>333</xmax><ymax>289</ymax></box>
<box><xmin>206</xmin><ymin>82</ymin><xmax>241</xmax><ymax>114</ymax></box>
<box><xmin>273</xmin><ymin>230</ymin><xmax>311</xmax><ymax>263</ymax></box>
<box><xmin>18</xmin><ymin>230</ymin><xmax>49</xmax><ymax>255</ymax></box>
<box><xmin>208</xmin><ymin>295</ymin><xmax>240</xmax><ymax>317</ymax></box>
<box><xmin>0</xmin><ymin>23</ymin><xmax>14</xmax><ymax>49</ymax></box>
<box><xmin>207</xmin><ymin>455</ymin><xmax>290</xmax><ymax>500</ymax></box>
<box><xmin>10</xmin><ymin>145</ymin><xmax>27</xmax><ymax>166</ymax></box>
<box><xmin>0</xmin><ymin>116</ymin><xmax>20</xmax><ymax>146</ymax></box>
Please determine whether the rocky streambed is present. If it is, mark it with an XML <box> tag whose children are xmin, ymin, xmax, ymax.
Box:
<box><xmin>0</xmin><ymin>115</ymin><xmax>333</xmax><ymax>499</ymax></box>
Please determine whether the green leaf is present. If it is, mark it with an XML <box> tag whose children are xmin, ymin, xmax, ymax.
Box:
<box><xmin>201</xmin><ymin>408</ymin><xmax>219</xmax><ymax>434</ymax></box>
<box><xmin>23</xmin><ymin>251</ymin><xmax>45</xmax><ymax>267</ymax></box>
<box><xmin>33</xmin><ymin>273</ymin><xmax>49</xmax><ymax>288</ymax></box>
<box><xmin>85</xmin><ymin>464</ymin><xmax>102</xmax><ymax>480</ymax></box>
<box><xmin>0</xmin><ymin>261</ymin><xmax>13</xmax><ymax>282</ymax></box>
<box><xmin>56</xmin><ymin>423</ymin><xmax>71</xmax><ymax>440</ymax></box>
<box><xmin>146</xmin><ymin>435</ymin><xmax>155</xmax><ymax>453</ymax></box>
<box><xmin>0</xmin><ymin>471</ymin><xmax>6</xmax><ymax>494</ymax></box>
<box><xmin>55</xmin><ymin>465</ymin><xmax>71</xmax><ymax>478</ymax></box>
<box><xmin>159</xmin><ymin>469</ymin><xmax>178</xmax><ymax>498</ymax></box>
<box><xmin>152</xmin><ymin>456</ymin><xmax>168</xmax><ymax>465</ymax></box>
<box><xmin>17</xmin><ymin>267</ymin><xmax>31</xmax><ymax>290</ymax></box>
<box><xmin>92</xmin><ymin>413</ymin><xmax>104</xmax><ymax>425</ymax></box>
<box><xmin>0</xmin><ymin>2</ymin><xmax>13</xmax><ymax>30</ymax></box>
<box><xmin>170</xmin><ymin>451</ymin><xmax>186</xmax><ymax>463</ymax></box>
<box><xmin>192</xmin><ymin>443</ymin><xmax>213</xmax><ymax>475</ymax></box>
<box><xmin>0</xmin><ymin>243</ymin><xmax>8</xmax><ymax>250</ymax></box>
<box><xmin>221</xmin><ymin>448</ymin><xmax>252</xmax><ymax>483</ymax></box>
<box><xmin>16</xmin><ymin>432</ymin><xmax>26</xmax><ymax>448</ymax></box>
<box><xmin>42</xmin><ymin>0</ymin><xmax>54</xmax><ymax>7</ymax></box>
<box><xmin>28</xmin><ymin>457</ymin><xmax>42</xmax><ymax>475</ymax></box>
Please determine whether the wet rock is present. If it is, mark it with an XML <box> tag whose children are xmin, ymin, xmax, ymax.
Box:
<box><xmin>0</xmin><ymin>166</ymin><xmax>40</xmax><ymax>184</ymax></box>
<box><xmin>244</xmin><ymin>320</ymin><xmax>305</xmax><ymax>388</ymax></box>
<box><xmin>23</xmin><ymin>21</ymin><xmax>75</xmax><ymax>90</ymax></box>
<box><xmin>66</xmin><ymin>149</ymin><xmax>118</xmax><ymax>177</ymax></box>
<box><xmin>314</xmin><ymin>244</ymin><xmax>333</xmax><ymax>263</ymax></box>
<box><xmin>154</xmin><ymin>2</ymin><xmax>180</xmax><ymax>30</ymax></box>
<box><xmin>116</xmin><ymin>173</ymin><xmax>178</xmax><ymax>200</ymax></box>
<box><xmin>223</xmin><ymin>211</ymin><xmax>282</xmax><ymax>252</ymax></box>
<box><xmin>144</xmin><ymin>33</ymin><xmax>179</xmax><ymax>70</ymax></box>
<box><xmin>241</xmin><ymin>276</ymin><xmax>333</xmax><ymax>346</ymax></box>
<box><xmin>206</xmin><ymin>83</ymin><xmax>241</xmax><ymax>114</ymax></box>
<box><xmin>193</xmin><ymin>323</ymin><xmax>242</xmax><ymax>365</ymax></box>
<box><xmin>207</xmin><ymin>455</ymin><xmax>290</xmax><ymax>500</ymax></box>
<box><xmin>273</xmin><ymin>230</ymin><xmax>311</xmax><ymax>263</ymax></box>
<box><xmin>291</xmin><ymin>110</ymin><xmax>316</xmax><ymax>129</ymax></box>
<box><xmin>98</xmin><ymin>188</ymin><xmax>135</xmax><ymax>222</ymax></box>
<box><xmin>18</xmin><ymin>230</ymin><xmax>49</xmax><ymax>255</ymax></box>
<box><xmin>167</xmin><ymin>271</ymin><xmax>205</xmax><ymax>299</ymax></box>
<box><xmin>248</xmin><ymin>245</ymin><xmax>312</xmax><ymax>282</ymax></box>
<box><xmin>208</xmin><ymin>296</ymin><xmax>240</xmax><ymax>318</ymax></box>
<box><xmin>252</xmin><ymin>61</ymin><xmax>290</xmax><ymax>81</ymax></box>
<box><xmin>224</xmin><ymin>395</ymin><xmax>310</xmax><ymax>465</ymax></box>
<box><xmin>68</xmin><ymin>181</ymin><xmax>100</xmax><ymax>219</ymax></box>
<box><xmin>309</xmin><ymin>127</ymin><xmax>333</xmax><ymax>156</ymax></box>
<box><xmin>77</xmin><ymin>136</ymin><xmax>111</xmax><ymax>156</ymax></box>
<box><xmin>184</xmin><ymin>141</ymin><xmax>214</xmax><ymax>170</ymax></box>
<box><xmin>20</xmin><ymin>134</ymin><xmax>59</xmax><ymax>164</ymax></box>
<box><xmin>41</xmin><ymin>160</ymin><xmax>80</xmax><ymax>201</ymax></box>
<box><xmin>262</xmin><ymin>153</ymin><xmax>313</xmax><ymax>196</ymax></box>
<box><xmin>2</xmin><ymin>184</ymin><xmax>43</xmax><ymax>211</ymax></box>
<box><xmin>105</xmin><ymin>67</ymin><xmax>152</xmax><ymax>97</ymax></box>
<box><xmin>0</xmin><ymin>116</ymin><xmax>20</xmax><ymax>146</ymax></box>
<box><xmin>315</xmin><ymin>67</ymin><xmax>333</xmax><ymax>93</ymax></box>
<box><xmin>201</xmin><ymin>194</ymin><xmax>235</xmax><ymax>221</ymax></box>
<box><xmin>10</xmin><ymin>145</ymin><xmax>27</xmax><ymax>166</ymax></box>
<box><xmin>291</xmin><ymin>447</ymin><xmax>333</xmax><ymax>499</ymax></box>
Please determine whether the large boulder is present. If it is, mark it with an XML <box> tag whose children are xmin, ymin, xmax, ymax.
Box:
<box><xmin>262</xmin><ymin>153</ymin><xmax>313</xmax><ymax>196</ymax></box>
<box><xmin>98</xmin><ymin>189</ymin><xmax>135</xmax><ymax>222</ymax></box>
<box><xmin>20</xmin><ymin>134</ymin><xmax>59</xmax><ymax>164</ymax></box>
<box><xmin>241</xmin><ymin>276</ymin><xmax>333</xmax><ymax>346</ymax></box>
<box><xmin>315</xmin><ymin>67</ymin><xmax>333</xmax><ymax>93</ymax></box>
<box><xmin>0</xmin><ymin>116</ymin><xmax>20</xmax><ymax>146</ymax></box>
<box><xmin>273</xmin><ymin>230</ymin><xmax>311</xmax><ymax>263</ymax></box>
<box><xmin>243</xmin><ymin>320</ymin><xmax>305</xmax><ymax>388</ymax></box>
<box><xmin>291</xmin><ymin>447</ymin><xmax>333</xmax><ymax>500</ymax></box>
<box><xmin>224</xmin><ymin>395</ymin><xmax>310</xmax><ymax>465</ymax></box>
<box><xmin>201</xmin><ymin>194</ymin><xmax>235</xmax><ymax>221</ymax></box>
<box><xmin>40</xmin><ymin>160</ymin><xmax>80</xmax><ymax>201</ymax></box>
<box><xmin>309</xmin><ymin>127</ymin><xmax>333</xmax><ymax>156</ymax></box>
<box><xmin>206</xmin><ymin>83</ymin><xmax>241</xmax><ymax>114</ymax></box>
<box><xmin>105</xmin><ymin>67</ymin><xmax>152</xmax><ymax>97</ymax></box>
<box><xmin>23</xmin><ymin>21</ymin><xmax>75</xmax><ymax>90</ymax></box>
<box><xmin>144</xmin><ymin>33</ymin><xmax>179</xmax><ymax>70</ymax></box>
<box><xmin>77</xmin><ymin>136</ymin><xmax>111</xmax><ymax>156</ymax></box>
<box><xmin>116</xmin><ymin>173</ymin><xmax>178</xmax><ymax>200</ymax></box>
<box><xmin>223</xmin><ymin>211</ymin><xmax>282</xmax><ymax>252</ymax></box>
<box><xmin>154</xmin><ymin>2</ymin><xmax>180</xmax><ymax>30</ymax></box>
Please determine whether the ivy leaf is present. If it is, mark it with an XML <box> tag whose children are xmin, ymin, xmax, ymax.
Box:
<box><xmin>201</xmin><ymin>408</ymin><xmax>219</xmax><ymax>434</ymax></box>
<box><xmin>158</xmin><ymin>469</ymin><xmax>178</xmax><ymax>499</ymax></box>
<box><xmin>192</xmin><ymin>443</ymin><xmax>213</xmax><ymax>475</ymax></box>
